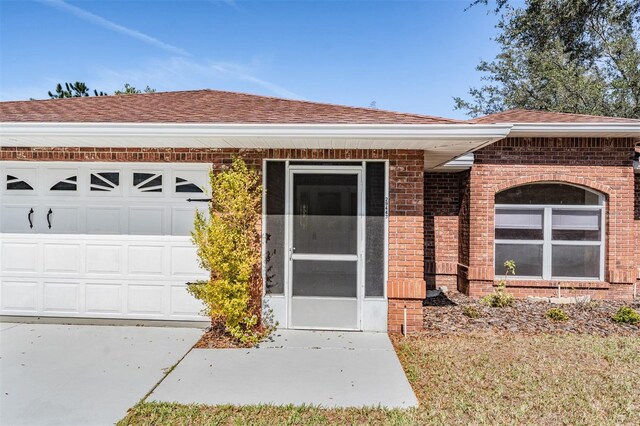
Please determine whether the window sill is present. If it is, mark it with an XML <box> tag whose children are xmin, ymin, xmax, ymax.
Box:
<box><xmin>494</xmin><ymin>279</ymin><xmax>609</xmax><ymax>289</ymax></box>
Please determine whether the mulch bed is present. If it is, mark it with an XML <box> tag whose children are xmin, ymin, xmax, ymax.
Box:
<box><xmin>423</xmin><ymin>290</ymin><xmax>640</xmax><ymax>336</ymax></box>
<box><xmin>193</xmin><ymin>323</ymin><xmax>253</xmax><ymax>349</ymax></box>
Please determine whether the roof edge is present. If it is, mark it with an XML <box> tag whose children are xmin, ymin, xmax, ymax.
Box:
<box><xmin>0</xmin><ymin>122</ymin><xmax>512</xmax><ymax>140</ymax></box>
<box><xmin>509</xmin><ymin>122</ymin><xmax>640</xmax><ymax>137</ymax></box>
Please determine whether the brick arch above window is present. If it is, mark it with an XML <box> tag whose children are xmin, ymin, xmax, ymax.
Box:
<box><xmin>490</xmin><ymin>174</ymin><xmax>614</xmax><ymax>198</ymax></box>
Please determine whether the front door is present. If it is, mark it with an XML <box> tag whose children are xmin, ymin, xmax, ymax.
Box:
<box><xmin>287</xmin><ymin>167</ymin><xmax>363</xmax><ymax>330</ymax></box>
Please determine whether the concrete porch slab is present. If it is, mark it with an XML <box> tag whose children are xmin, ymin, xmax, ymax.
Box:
<box><xmin>149</xmin><ymin>330</ymin><xmax>418</xmax><ymax>408</ymax></box>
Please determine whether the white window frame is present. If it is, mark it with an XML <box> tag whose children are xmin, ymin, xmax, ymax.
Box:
<box><xmin>495</xmin><ymin>188</ymin><xmax>605</xmax><ymax>282</ymax></box>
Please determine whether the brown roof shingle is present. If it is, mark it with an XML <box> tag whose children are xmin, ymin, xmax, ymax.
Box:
<box><xmin>0</xmin><ymin>89</ymin><xmax>462</xmax><ymax>124</ymax></box>
<box><xmin>469</xmin><ymin>108</ymin><xmax>640</xmax><ymax>124</ymax></box>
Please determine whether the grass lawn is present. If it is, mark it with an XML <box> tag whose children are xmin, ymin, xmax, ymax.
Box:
<box><xmin>119</xmin><ymin>333</ymin><xmax>640</xmax><ymax>425</ymax></box>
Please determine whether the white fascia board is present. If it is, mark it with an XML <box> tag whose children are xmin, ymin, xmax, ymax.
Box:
<box><xmin>0</xmin><ymin>122</ymin><xmax>512</xmax><ymax>142</ymax></box>
<box><xmin>509</xmin><ymin>123</ymin><xmax>640</xmax><ymax>137</ymax></box>
<box><xmin>435</xmin><ymin>153</ymin><xmax>475</xmax><ymax>172</ymax></box>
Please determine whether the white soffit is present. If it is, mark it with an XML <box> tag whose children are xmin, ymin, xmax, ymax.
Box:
<box><xmin>0</xmin><ymin>122</ymin><xmax>512</xmax><ymax>170</ymax></box>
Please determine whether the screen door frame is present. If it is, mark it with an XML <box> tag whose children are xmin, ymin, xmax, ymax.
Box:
<box><xmin>285</xmin><ymin>165</ymin><xmax>365</xmax><ymax>331</ymax></box>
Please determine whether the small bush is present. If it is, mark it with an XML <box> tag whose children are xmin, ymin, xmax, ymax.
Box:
<box><xmin>612</xmin><ymin>306</ymin><xmax>640</xmax><ymax>325</ymax></box>
<box><xmin>545</xmin><ymin>308</ymin><xmax>569</xmax><ymax>322</ymax></box>
<box><xmin>463</xmin><ymin>305</ymin><xmax>481</xmax><ymax>318</ymax></box>
<box><xmin>480</xmin><ymin>260</ymin><xmax>516</xmax><ymax>308</ymax></box>
<box><xmin>480</xmin><ymin>284</ymin><xmax>515</xmax><ymax>308</ymax></box>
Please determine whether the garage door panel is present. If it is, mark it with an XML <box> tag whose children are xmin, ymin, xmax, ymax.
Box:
<box><xmin>44</xmin><ymin>205</ymin><xmax>81</xmax><ymax>233</ymax></box>
<box><xmin>127</xmin><ymin>285</ymin><xmax>165</xmax><ymax>315</ymax></box>
<box><xmin>1</xmin><ymin>205</ymin><xmax>38</xmax><ymax>232</ymax></box>
<box><xmin>85</xmin><ymin>283</ymin><xmax>122</xmax><ymax>314</ymax></box>
<box><xmin>1</xmin><ymin>281</ymin><xmax>38</xmax><ymax>312</ymax></box>
<box><xmin>86</xmin><ymin>244</ymin><xmax>122</xmax><ymax>274</ymax></box>
<box><xmin>87</xmin><ymin>206</ymin><xmax>122</xmax><ymax>234</ymax></box>
<box><xmin>128</xmin><ymin>245</ymin><xmax>165</xmax><ymax>275</ymax></box>
<box><xmin>171</xmin><ymin>208</ymin><xmax>199</xmax><ymax>236</ymax></box>
<box><xmin>43</xmin><ymin>282</ymin><xmax>79</xmax><ymax>313</ymax></box>
<box><xmin>171</xmin><ymin>246</ymin><xmax>204</xmax><ymax>276</ymax></box>
<box><xmin>129</xmin><ymin>207</ymin><xmax>164</xmax><ymax>235</ymax></box>
<box><xmin>2</xmin><ymin>242</ymin><xmax>39</xmax><ymax>273</ymax></box>
<box><xmin>170</xmin><ymin>284</ymin><xmax>204</xmax><ymax>316</ymax></box>
<box><xmin>43</xmin><ymin>244</ymin><xmax>81</xmax><ymax>273</ymax></box>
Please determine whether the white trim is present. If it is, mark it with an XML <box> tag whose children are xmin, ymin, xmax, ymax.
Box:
<box><xmin>509</xmin><ymin>122</ymin><xmax>640</xmax><ymax>137</ymax></box>
<box><xmin>291</xmin><ymin>254</ymin><xmax>358</xmax><ymax>261</ymax></box>
<box><xmin>495</xmin><ymin>192</ymin><xmax>606</xmax><ymax>281</ymax></box>
<box><xmin>0</xmin><ymin>122</ymin><xmax>513</xmax><ymax>140</ymax></box>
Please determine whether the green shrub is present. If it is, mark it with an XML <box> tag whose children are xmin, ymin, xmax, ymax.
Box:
<box><xmin>463</xmin><ymin>305</ymin><xmax>481</xmax><ymax>318</ymax></box>
<box><xmin>480</xmin><ymin>285</ymin><xmax>515</xmax><ymax>308</ymax></box>
<box><xmin>612</xmin><ymin>306</ymin><xmax>640</xmax><ymax>325</ymax></box>
<box><xmin>545</xmin><ymin>308</ymin><xmax>569</xmax><ymax>322</ymax></box>
<box><xmin>188</xmin><ymin>158</ymin><xmax>274</xmax><ymax>345</ymax></box>
<box><xmin>480</xmin><ymin>260</ymin><xmax>516</xmax><ymax>308</ymax></box>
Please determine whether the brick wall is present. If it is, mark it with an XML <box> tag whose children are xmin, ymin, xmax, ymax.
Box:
<box><xmin>458</xmin><ymin>171</ymin><xmax>471</xmax><ymax>293</ymax></box>
<box><xmin>635</xmin><ymin>172</ymin><xmax>640</xmax><ymax>296</ymax></box>
<box><xmin>466</xmin><ymin>137</ymin><xmax>637</xmax><ymax>300</ymax></box>
<box><xmin>1</xmin><ymin>146</ymin><xmax>426</xmax><ymax>332</ymax></box>
<box><xmin>424</xmin><ymin>172</ymin><xmax>464</xmax><ymax>290</ymax></box>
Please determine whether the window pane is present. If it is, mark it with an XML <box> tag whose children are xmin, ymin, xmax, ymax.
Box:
<box><xmin>292</xmin><ymin>260</ymin><xmax>357</xmax><ymax>297</ymax></box>
<box><xmin>496</xmin><ymin>184</ymin><xmax>600</xmax><ymax>205</ymax></box>
<box><xmin>495</xmin><ymin>209</ymin><xmax>543</xmax><ymax>240</ymax></box>
<box><xmin>552</xmin><ymin>245</ymin><xmax>600</xmax><ymax>278</ymax></box>
<box><xmin>264</xmin><ymin>162</ymin><xmax>285</xmax><ymax>294</ymax></box>
<box><xmin>495</xmin><ymin>244</ymin><xmax>543</xmax><ymax>277</ymax></box>
<box><xmin>293</xmin><ymin>174</ymin><xmax>358</xmax><ymax>255</ymax></box>
<box><xmin>365</xmin><ymin>162</ymin><xmax>385</xmax><ymax>297</ymax></box>
<box><xmin>552</xmin><ymin>210</ymin><xmax>601</xmax><ymax>241</ymax></box>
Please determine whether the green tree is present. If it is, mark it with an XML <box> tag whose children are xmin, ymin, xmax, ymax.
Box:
<box><xmin>188</xmin><ymin>158</ymin><xmax>274</xmax><ymax>345</ymax></box>
<box><xmin>114</xmin><ymin>83</ymin><xmax>156</xmax><ymax>95</ymax></box>
<box><xmin>454</xmin><ymin>0</ymin><xmax>640</xmax><ymax>118</ymax></box>
<box><xmin>48</xmin><ymin>82</ymin><xmax>107</xmax><ymax>98</ymax></box>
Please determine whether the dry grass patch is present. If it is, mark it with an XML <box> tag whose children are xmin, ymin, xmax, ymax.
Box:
<box><xmin>119</xmin><ymin>334</ymin><xmax>640</xmax><ymax>426</ymax></box>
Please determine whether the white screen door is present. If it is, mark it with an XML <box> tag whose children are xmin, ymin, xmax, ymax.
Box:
<box><xmin>286</xmin><ymin>167</ymin><xmax>363</xmax><ymax>330</ymax></box>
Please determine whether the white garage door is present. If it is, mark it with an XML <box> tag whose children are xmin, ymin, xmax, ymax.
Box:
<box><xmin>0</xmin><ymin>162</ymin><xmax>210</xmax><ymax>321</ymax></box>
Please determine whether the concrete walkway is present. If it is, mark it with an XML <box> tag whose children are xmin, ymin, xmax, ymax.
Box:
<box><xmin>149</xmin><ymin>330</ymin><xmax>418</xmax><ymax>408</ymax></box>
<box><xmin>0</xmin><ymin>322</ymin><xmax>202</xmax><ymax>426</ymax></box>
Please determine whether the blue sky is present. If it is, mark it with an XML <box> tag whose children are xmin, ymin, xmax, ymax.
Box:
<box><xmin>0</xmin><ymin>0</ymin><xmax>502</xmax><ymax>119</ymax></box>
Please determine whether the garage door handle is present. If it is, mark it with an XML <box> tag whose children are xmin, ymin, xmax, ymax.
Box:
<box><xmin>28</xmin><ymin>208</ymin><xmax>34</xmax><ymax>229</ymax></box>
<box><xmin>47</xmin><ymin>208</ymin><xmax>52</xmax><ymax>229</ymax></box>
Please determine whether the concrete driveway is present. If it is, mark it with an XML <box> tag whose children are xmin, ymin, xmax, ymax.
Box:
<box><xmin>149</xmin><ymin>330</ymin><xmax>418</xmax><ymax>408</ymax></box>
<box><xmin>0</xmin><ymin>322</ymin><xmax>202</xmax><ymax>426</ymax></box>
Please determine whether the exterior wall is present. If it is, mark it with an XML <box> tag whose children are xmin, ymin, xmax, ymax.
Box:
<box><xmin>635</xmin><ymin>172</ymin><xmax>640</xmax><ymax>296</ymax></box>
<box><xmin>424</xmin><ymin>172</ymin><xmax>464</xmax><ymax>290</ymax></box>
<box><xmin>1</xmin><ymin>146</ymin><xmax>426</xmax><ymax>332</ymax></box>
<box><xmin>464</xmin><ymin>137</ymin><xmax>638</xmax><ymax>301</ymax></box>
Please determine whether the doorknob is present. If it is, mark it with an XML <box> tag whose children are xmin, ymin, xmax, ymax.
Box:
<box><xmin>28</xmin><ymin>208</ymin><xmax>34</xmax><ymax>229</ymax></box>
<box><xmin>47</xmin><ymin>208</ymin><xmax>52</xmax><ymax>229</ymax></box>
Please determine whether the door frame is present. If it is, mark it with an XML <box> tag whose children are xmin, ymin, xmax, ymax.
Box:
<box><xmin>285</xmin><ymin>164</ymin><xmax>365</xmax><ymax>330</ymax></box>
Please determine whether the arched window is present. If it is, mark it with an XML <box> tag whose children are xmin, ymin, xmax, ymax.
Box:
<box><xmin>495</xmin><ymin>183</ymin><xmax>604</xmax><ymax>280</ymax></box>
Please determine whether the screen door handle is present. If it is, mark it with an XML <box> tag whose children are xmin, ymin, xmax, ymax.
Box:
<box><xmin>28</xmin><ymin>208</ymin><xmax>34</xmax><ymax>229</ymax></box>
<box><xmin>47</xmin><ymin>208</ymin><xmax>52</xmax><ymax>229</ymax></box>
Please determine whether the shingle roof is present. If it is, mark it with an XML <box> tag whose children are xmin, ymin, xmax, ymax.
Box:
<box><xmin>0</xmin><ymin>89</ymin><xmax>463</xmax><ymax>124</ymax></box>
<box><xmin>469</xmin><ymin>108</ymin><xmax>640</xmax><ymax>124</ymax></box>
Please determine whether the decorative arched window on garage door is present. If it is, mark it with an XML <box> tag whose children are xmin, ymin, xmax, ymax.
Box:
<box><xmin>494</xmin><ymin>183</ymin><xmax>605</xmax><ymax>281</ymax></box>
